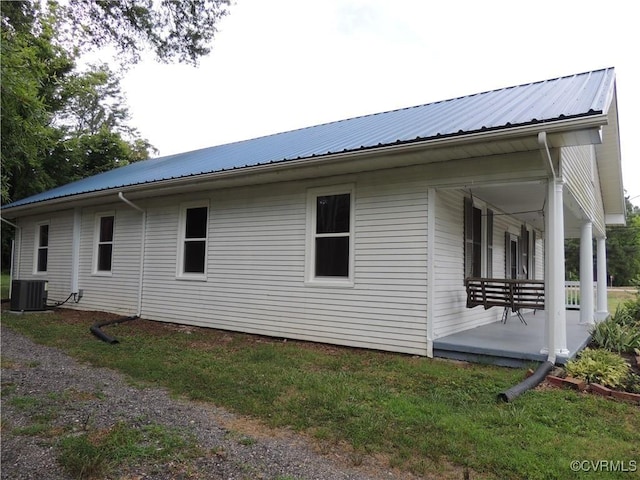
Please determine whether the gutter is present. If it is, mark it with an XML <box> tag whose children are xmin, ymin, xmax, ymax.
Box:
<box><xmin>118</xmin><ymin>192</ymin><xmax>146</xmax><ymax>317</ymax></box>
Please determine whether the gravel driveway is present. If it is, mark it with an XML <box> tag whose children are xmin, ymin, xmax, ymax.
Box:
<box><xmin>1</xmin><ymin>325</ymin><xmax>408</xmax><ymax>480</ymax></box>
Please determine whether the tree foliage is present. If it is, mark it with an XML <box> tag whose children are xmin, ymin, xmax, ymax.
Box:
<box><xmin>59</xmin><ymin>0</ymin><xmax>230</xmax><ymax>66</ymax></box>
<box><xmin>565</xmin><ymin>198</ymin><xmax>640</xmax><ymax>286</ymax></box>
<box><xmin>1</xmin><ymin>0</ymin><xmax>228</xmax><ymax>271</ymax></box>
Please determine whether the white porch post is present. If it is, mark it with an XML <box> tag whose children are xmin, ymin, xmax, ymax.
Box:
<box><xmin>579</xmin><ymin>221</ymin><xmax>595</xmax><ymax>324</ymax></box>
<box><xmin>596</xmin><ymin>236</ymin><xmax>609</xmax><ymax>321</ymax></box>
<box><xmin>543</xmin><ymin>178</ymin><xmax>569</xmax><ymax>359</ymax></box>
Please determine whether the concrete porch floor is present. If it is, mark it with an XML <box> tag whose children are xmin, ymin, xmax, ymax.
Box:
<box><xmin>433</xmin><ymin>310</ymin><xmax>592</xmax><ymax>367</ymax></box>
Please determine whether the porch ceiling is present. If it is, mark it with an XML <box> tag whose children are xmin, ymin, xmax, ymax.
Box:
<box><xmin>470</xmin><ymin>182</ymin><xmax>584</xmax><ymax>236</ymax></box>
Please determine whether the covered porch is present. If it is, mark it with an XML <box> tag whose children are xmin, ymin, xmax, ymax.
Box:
<box><xmin>433</xmin><ymin>309</ymin><xmax>591</xmax><ymax>367</ymax></box>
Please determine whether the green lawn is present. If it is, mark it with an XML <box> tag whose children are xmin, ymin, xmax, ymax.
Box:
<box><xmin>608</xmin><ymin>287</ymin><xmax>638</xmax><ymax>314</ymax></box>
<box><xmin>2</xmin><ymin>310</ymin><xmax>638</xmax><ymax>480</ymax></box>
<box><xmin>1</xmin><ymin>273</ymin><xmax>10</xmax><ymax>300</ymax></box>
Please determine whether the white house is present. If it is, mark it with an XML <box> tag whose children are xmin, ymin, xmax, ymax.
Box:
<box><xmin>1</xmin><ymin>68</ymin><xmax>625</xmax><ymax>363</ymax></box>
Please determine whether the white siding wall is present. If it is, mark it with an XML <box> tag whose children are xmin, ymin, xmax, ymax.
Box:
<box><xmin>14</xmin><ymin>211</ymin><xmax>74</xmax><ymax>303</ymax></box>
<box><xmin>431</xmin><ymin>189</ymin><xmax>544</xmax><ymax>338</ymax></box>
<box><xmin>562</xmin><ymin>145</ymin><xmax>605</xmax><ymax>233</ymax></box>
<box><xmin>431</xmin><ymin>190</ymin><xmax>495</xmax><ymax>337</ymax></box>
<box><xmin>76</xmin><ymin>204</ymin><xmax>143</xmax><ymax>314</ymax></box>
<box><xmin>9</xmin><ymin>161</ymin><xmax>547</xmax><ymax>354</ymax></box>
<box><xmin>140</xmin><ymin>172</ymin><xmax>429</xmax><ymax>355</ymax></box>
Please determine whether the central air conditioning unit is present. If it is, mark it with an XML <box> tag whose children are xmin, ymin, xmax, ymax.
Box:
<box><xmin>10</xmin><ymin>280</ymin><xmax>48</xmax><ymax>312</ymax></box>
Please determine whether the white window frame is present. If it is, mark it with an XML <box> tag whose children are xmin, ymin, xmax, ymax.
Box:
<box><xmin>176</xmin><ymin>201</ymin><xmax>209</xmax><ymax>281</ymax></box>
<box><xmin>93</xmin><ymin>212</ymin><xmax>115</xmax><ymax>276</ymax></box>
<box><xmin>305</xmin><ymin>184</ymin><xmax>355</xmax><ymax>287</ymax></box>
<box><xmin>33</xmin><ymin>221</ymin><xmax>50</xmax><ymax>274</ymax></box>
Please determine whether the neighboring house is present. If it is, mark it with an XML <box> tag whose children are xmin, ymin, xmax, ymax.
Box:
<box><xmin>1</xmin><ymin>67</ymin><xmax>625</xmax><ymax>363</ymax></box>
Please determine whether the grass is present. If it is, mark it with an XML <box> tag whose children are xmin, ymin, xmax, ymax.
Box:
<box><xmin>608</xmin><ymin>287</ymin><xmax>638</xmax><ymax>315</ymax></box>
<box><xmin>1</xmin><ymin>353</ymin><xmax>202</xmax><ymax>479</ymax></box>
<box><xmin>2</xmin><ymin>310</ymin><xmax>639</xmax><ymax>479</ymax></box>
<box><xmin>1</xmin><ymin>272</ymin><xmax>9</xmax><ymax>300</ymax></box>
<box><xmin>57</xmin><ymin>421</ymin><xmax>201</xmax><ymax>479</ymax></box>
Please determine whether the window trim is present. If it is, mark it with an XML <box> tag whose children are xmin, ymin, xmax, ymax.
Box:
<box><xmin>93</xmin><ymin>212</ymin><xmax>115</xmax><ymax>276</ymax></box>
<box><xmin>33</xmin><ymin>221</ymin><xmax>50</xmax><ymax>274</ymax></box>
<box><xmin>305</xmin><ymin>184</ymin><xmax>355</xmax><ymax>287</ymax></box>
<box><xmin>176</xmin><ymin>201</ymin><xmax>210</xmax><ymax>281</ymax></box>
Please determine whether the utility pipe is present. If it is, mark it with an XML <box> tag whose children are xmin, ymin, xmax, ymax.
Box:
<box><xmin>90</xmin><ymin>315</ymin><xmax>139</xmax><ymax>344</ymax></box>
<box><xmin>499</xmin><ymin>132</ymin><xmax>561</xmax><ymax>402</ymax></box>
<box><xmin>537</xmin><ymin>131</ymin><xmax>557</xmax><ymax>366</ymax></box>
<box><xmin>118</xmin><ymin>192</ymin><xmax>146</xmax><ymax>317</ymax></box>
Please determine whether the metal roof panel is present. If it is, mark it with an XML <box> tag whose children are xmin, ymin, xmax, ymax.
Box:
<box><xmin>2</xmin><ymin>67</ymin><xmax>617</xmax><ymax>210</ymax></box>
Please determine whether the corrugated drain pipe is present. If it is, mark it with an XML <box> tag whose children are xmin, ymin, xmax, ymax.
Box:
<box><xmin>90</xmin><ymin>315</ymin><xmax>139</xmax><ymax>344</ymax></box>
<box><xmin>497</xmin><ymin>132</ymin><xmax>558</xmax><ymax>402</ymax></box>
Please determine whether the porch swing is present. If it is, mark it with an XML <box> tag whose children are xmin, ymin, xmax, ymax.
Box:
<box><xmin>465</xmin><ymin>277</ymin><xmax>545</xmax><ymax>325</ymax></box>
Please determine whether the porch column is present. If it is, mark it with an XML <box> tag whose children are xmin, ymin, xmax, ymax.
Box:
<box><xmin>543</xmin><ymin>178</ymin><xmax>569</xmax><ymax>360</ymax></box>
<box><xmin>596</xmin><ymin>236</ymin><xmax>609</xmax><ymax>321</ymax></box>
<box><xmin>579</xmin><ymin>221</ymin><xmax>594</xmax><ymax>324</ymax></box>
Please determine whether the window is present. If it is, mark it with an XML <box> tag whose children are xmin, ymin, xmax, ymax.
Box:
<box><xmin>35</xmin><ymin>223</ymin><xmax>49</xmax><ymax>273</ymax></box>
<box><xmin>95</xmin><ymin>214</ymin><xmax>114</xmax><ymax>273</ymax></box>
<box><xmin>306</xmin><ymin>185</ymin><xmax>354</xmax><ymax>285</ymax></box>
<box><xmin>486</xmin><ymin>209</ymin><xmax>494</xmax><ymax>278</ymax></box>
<box><xmin>464</xmin><ymin>197</ymin><xmax>493</xmax><ymax>279</ymax></box>
<box><xmin>178</xmin><ymin>204</ymin><xmax>209</xmax><ymax>278</ymax></box>
<box><xmin>520</xmin><ymin>224</ymin><xmax>529</xmax><ymax>278</ymax></box>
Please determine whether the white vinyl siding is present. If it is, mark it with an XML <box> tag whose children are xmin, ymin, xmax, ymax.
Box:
<box><xmin>16</xmin><ymin>211</ymin><xmax>74</xmax><ymax>304</ymax></box>
<box><xmin>432</xmin><ymin>189</ymin><xmax>542</xmax><ymax>338</ymax></box>
<box><xmin>562</xmin><ymin>145</ymin><xmax>605</xmax><ymax>234</ymax></box>
<box><xmin>9</xmin><ymin>161</ymin><xmax>547</xmax><ymax>354</ymax></box>
<box><xmin>76</xmin><ymin>206</ymin><xmax>142</xmax><ymax>314</ymax></box>
<box><xmin>140</xmin><ymin>174</ymin><xmax>429</xmax><ymax>355</ymax></box>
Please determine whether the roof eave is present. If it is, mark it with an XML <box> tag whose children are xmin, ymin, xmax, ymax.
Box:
<box><xmin>1</xmin><ymin>113</ymin><xmax>611</xmax><ymax>218</ymax></box>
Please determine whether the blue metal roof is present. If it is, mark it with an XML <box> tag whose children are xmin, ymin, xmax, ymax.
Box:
<box><xmin>3</xmin><ymin>67</ymin><xmax>616</xmax><ymax>210</ymax></box>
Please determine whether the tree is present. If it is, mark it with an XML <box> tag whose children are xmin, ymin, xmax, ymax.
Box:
<box><xmin>58</xmin><ymin>0</ymin><xmax>230</xmax><ymax>66</ymax></box>
<box><xmin>606</xmin><ymin>199</ymin><xmax>640</xmax><ymax>286</ymax></box>
<box><xmin>565</xmin><ymin>198</ymin><xmax>640</xmax><ymax>286</ymax></box>
<box><xmin>1</xmin><ymin>0</ymin><xmax>230</xmax><ymax>272</ymax></box>
<box><xmin>1</xmin><ymin>1</ymin><xmax>74</xmax><ymax>203</ymax></box>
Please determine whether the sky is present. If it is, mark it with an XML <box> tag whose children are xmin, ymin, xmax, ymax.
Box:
<box><xmin>118</xmin><ymin>0</ymin><xmax>640</xmax><ymax>208</ymax></box>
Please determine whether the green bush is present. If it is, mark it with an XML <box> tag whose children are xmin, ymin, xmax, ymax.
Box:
<box><xmin>565</xmin><ymin>348</ymin><xmax>630</xmax><ymax>389</ymax></box>
<box><xmin>590</xmin><ymin>317</ymin><xmax>640</xmax><ymax>354</ymax></box>
<box><xmin>591</xmin><ymin>297</ymin><xmax>640</xmax><ymax>353</ymax></box>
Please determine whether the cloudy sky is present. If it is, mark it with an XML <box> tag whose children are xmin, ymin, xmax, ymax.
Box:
<box><xmin>119</xmin><ymin>0</ymin><xmax>639</xmax><ymax>207</ymax></box>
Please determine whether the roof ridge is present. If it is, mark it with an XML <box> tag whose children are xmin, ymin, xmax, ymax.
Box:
<box><xmin>154</xmin><ymin>67</ymin><xmax>615</xmax><ymax>161</ymax></box>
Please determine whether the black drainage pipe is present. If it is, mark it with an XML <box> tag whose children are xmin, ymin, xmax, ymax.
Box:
<box><xmin>497</xmin><ymin>361</ymin><xmax>554</xmax><ymax>402</ymax></box>
<box><xmin>90</xmin><ymin>315</ymin><xmax>139</xmax><ymax>344</ymax></box>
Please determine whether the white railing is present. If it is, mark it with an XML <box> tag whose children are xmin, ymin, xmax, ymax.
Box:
<box><xmin>564</xmin><ymin>281</ymin><xmax>597</xmax><ymax>310</ymax></box>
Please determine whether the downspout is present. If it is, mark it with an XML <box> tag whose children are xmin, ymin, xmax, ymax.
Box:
<box><xmin>426</xmin><ymin>188</ymin><xmax>436</xmax><ymax>357</ymax></box>
<box><xmin>1</xmin><ymin>217</ymin><xmax>21</xmax><ymax>300</ymax></box>
<box><xmin>537</xmin><ymin>131</ymin><xmax>557</xmax><ymax>366</ymax></box>
<box><xmin>71</xmin><ymin>208</ymin><xmax>81</xmax><ymax>297</ymax></box>
<box><xmin>498</xmin><ymin>132</ymin><xmax>558</xmax><ymax>401</ymax></box>
<box><xmin>118</xmin><ymin>192</ymin><xmax>146</xmax><ymax>317</ymax></box>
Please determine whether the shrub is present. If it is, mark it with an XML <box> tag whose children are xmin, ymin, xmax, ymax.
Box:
<box><xmin>590</xmin><ymin>318</ymin><xmax>640</xmax><ymax>354</ymax></box>
<box><xmin>565</xmin><ymin>348</ymin><xmax>630</xmax><ymax>389</ymax></box>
